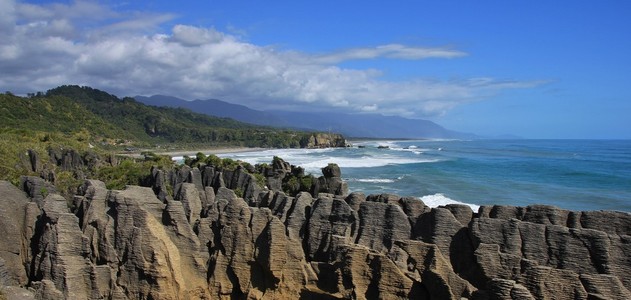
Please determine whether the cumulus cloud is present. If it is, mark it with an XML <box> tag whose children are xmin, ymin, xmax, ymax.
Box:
<box><xmin>171</xmin><ymin>25</ymin><xmax>226</xmax><ymax>46</ymax></box>
<box><xmin>0</xmin><ymin>0</ymin><xmax>542</xmax><ymax>118</ymax></box>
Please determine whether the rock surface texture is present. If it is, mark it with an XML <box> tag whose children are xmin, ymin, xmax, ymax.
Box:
<box><xmin>1</xmin><ymin>165</ymin><xmax>630</xmax><ymax>299</ymax></box>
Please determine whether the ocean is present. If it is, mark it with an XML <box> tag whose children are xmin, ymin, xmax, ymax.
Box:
<box><xmin>217</xmin><ymin>139</ymin><xmax>631</xmax><ymax>212</ymax></box>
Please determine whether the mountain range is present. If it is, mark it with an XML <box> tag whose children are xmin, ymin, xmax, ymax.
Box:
<box><xmin>135</xmin><ymin>95</ymin><xmax>475</xmax><ymax>139</ymax></box>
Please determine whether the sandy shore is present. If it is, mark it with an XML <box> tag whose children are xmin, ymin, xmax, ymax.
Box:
<box><xmin>156</xmin><ymin>147</ymin><xmax>268</xmax><ymax>157</ymax></box>
<box><xmin>118</xmin><ymin>147</ymin><xmax>268</xmax><ymax>159</ymax></box>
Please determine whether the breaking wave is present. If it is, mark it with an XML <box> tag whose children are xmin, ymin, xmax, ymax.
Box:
<box><xmin>348</xmin><ymin>178</ymin><xmax>397</xmax><ymax>183</ymax></box>
<box><xmin>218</xmin><ymin>148</ymin><xmax>441</xmax><ymax>174</ymax></box>
<box><xmin>419</xmin><ymin>193</ymin><xmax>480</xmax><ymax>212</ymax></box>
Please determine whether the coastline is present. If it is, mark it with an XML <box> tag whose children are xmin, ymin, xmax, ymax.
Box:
<box><xmin>216</xmin><ymin>139</ymin><xmax>631</xmax><ymax>212</ymax></box>
<box><xmin>119</xmin><ymin>147</ymin><xmax>268</xmax><ymax>159</ymax></box>
<box><xmin>156</xmin><ymin>147</ymin><xmax>268</xmax><ymax>158</ymax></box>
<box><xmin>3</xmin><ymin>141</ymin><xmax>630</xmax><ymax>298</ymax></box>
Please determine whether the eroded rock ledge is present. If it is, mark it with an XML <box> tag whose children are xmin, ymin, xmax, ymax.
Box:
<box><xmin>1</xmin><ymin>161</ymin><xmax>630</xmax><ymax>299</ymax></box>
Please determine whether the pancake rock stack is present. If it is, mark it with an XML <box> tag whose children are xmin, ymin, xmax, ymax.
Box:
<box><xmin>0</xmin><ymin>157</ymin><xmax>630</xmax><ymax>299</ymax></box>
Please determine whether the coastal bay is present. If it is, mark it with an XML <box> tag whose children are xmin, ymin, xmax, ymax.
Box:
<box><xmin>218</xmin><ymin>139</ymin><xmax>631</xmax><ymax>212</ymax></box>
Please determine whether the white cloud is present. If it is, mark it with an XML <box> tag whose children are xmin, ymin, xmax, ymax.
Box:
<box><xmin>95</xmin><ymin>13</ymin><xmax>175</xmax><ymax>36</ymax></box>
<box><xmin>0</xmin><ymin>0</ymin><xmax>17</xmax><ymax>32</ymax></box>
<box><xmin>15</xmin><ymin>2</ymin><xmax>50</xmax><ymax>20</ymax></box>
<box><xmin>18</xmin><ymin>0</ymin><xmax>117</xmax><ymax>21</ymax></box>
<box><xmin>311</xmin><ymin>44</ymin><xmax>467</xmax><ymax>64</ymax></box>
<box><xmin>360</xmin><ymin>104</ymin><xmax>379</xmax><ymax>112</ymax></box>
<box><xmin>171</xmin><ymin>25</ymin><xmax>226</xmax><ymax>46</ymax></box>
<box><xmin>0</xmin><ymin>0</ymin><xmax>543</xmax><ymax>119</ymax></box>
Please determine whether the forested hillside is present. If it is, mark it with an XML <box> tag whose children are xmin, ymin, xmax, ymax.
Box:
<box><xmin>0</xmin><ymin>85</ymin><xmax>347</xmax><ymax>183</ymax></box>
<box><xmin>44</xmin><ymin>85</ymin><xmax>314</xmax><ymax>147</ymax></box>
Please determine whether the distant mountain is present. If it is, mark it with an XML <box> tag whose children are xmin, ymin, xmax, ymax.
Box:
<box><xmin>268</xmin><ymin>111</ymin><xmax>471</xmax><ymax>139</ymax></box>
<box><xmin>135</xmin><ymin>95</ymin><xmax>291</xmax><ymax>128</ymax></box>
<box><xmin>136</xmin><ymin>95</ymin><xmax>475</xmax><ymax>139</ymax></box>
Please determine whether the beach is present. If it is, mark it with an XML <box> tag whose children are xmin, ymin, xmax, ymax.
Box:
<box><xmin>156</xmin><ymin>147</ymin><xmax>268</xmax><ymax>157</ymax></box>
<box><xmin>119</xmin><ymin>147</ymin><xmax>268</xmax><ymax>159</ymax></box>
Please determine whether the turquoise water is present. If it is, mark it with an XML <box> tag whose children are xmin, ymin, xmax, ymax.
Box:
<box><xmin>218</xmin><ymin>139</ymin><xmax>631</xmax><ymax>212</ymax></box>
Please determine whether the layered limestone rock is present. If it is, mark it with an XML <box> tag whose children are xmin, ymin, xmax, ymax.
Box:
<box><xmin>468</xmin><ymin>205</ymin><xmax>631</xmax><ymax>299</ymax></box>
<box><xmin>1</xmin><ymin>163</ymin><xmax>630</xmax><ymax>299</ymax></box>
<box><xmin>313</xmin><ymin>163</ymin><xmax>349</xmax><ymax>196</ymax></box>
<box><xmin>29</xmin><ymin>193</ymin><xmax>97</xmax><ymax>299</ymax></box>
<box><xmin>300</xmin><ymin>133</ymin><xmax>349</xmax><ymax>148</ymax></box>
<box><xmin>0</xmin><ymin>181</ymin><xmax>32</xmax><ymax>287</ymax></box>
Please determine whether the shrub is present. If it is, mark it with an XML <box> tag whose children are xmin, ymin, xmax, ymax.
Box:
<box><xmin>40</xmin><ymin>187</ymin><xmax>49</xmax><ymax>198</ymax></box>
<box><xmin>204</xmin><ymin>154</ymin><xmax>222</xmax><ymax>167</ymax></box>
<box><xmin>222</xmin><ymin>158</ymin><xmax>237</xmax><ymax>170</ymax></box>
<box><xmin>300</xmin><ymin>175</ymin><xmax>314</xmax><ymax>191</ymax></box>
<box><xmin>254</xmin><ymin>173</ymin><xmax>267</xmax><ymax>188</ymax></box>
<box><xmin>283</xmin><ymin>177</ymin><xmax>299</xmax><ymax>195</ymax></box>
<box><xmin>96</xmin><ymin>159</ymin><xmax>151</xmax><ymax>190</ymax></box>
<box><xmin>234</xmin><ymin>188</ymin><xmax>244</xmax><ymax>198</ymax></box>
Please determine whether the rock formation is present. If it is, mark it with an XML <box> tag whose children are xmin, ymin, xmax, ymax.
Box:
<box><xmin>300</xmin><ymin>133</ymin><xmax>350</xmax><ymax>148</ymax></box>
<box><xmin>1</xmin><ymin>158</ymin><xmax>630</xmax><ymax>299</ymax></box>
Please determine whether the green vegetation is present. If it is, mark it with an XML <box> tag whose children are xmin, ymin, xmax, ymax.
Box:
<box><xmin>254</xmin><ymin>173</ymin><xmax>267</xmax><ymax>188</ymax></box>
<box><xmin>43</xmin><ymin>85</ymin><xmax>317</xmax><ymax>148</ymax></box>
<box><xmin>0</xmin><ymin>85</ymin><xmax>338</xmax><ymax>186</ymax></box>
<box><xmin>96</xmin><ymin>159</ymin><xmax>150</xmax><ymax>190</ymax></box>
<box><xmin>55</xmin><ymin>170</ymin><xmax>84</xmax><ymax>201</ymax></box>
<box><xmin>234</xmin><ymin>188</ymin><xmax>244</xmax><ymax>198</ymax></box>
<box><xmin>282</xmin><ymin>173</ymin><xmax>316</xmax><ymax>195</ymax></box>
<box><xmin>0</xmin><ymin>128</ymin><xmax>90</xmax><ymax>185</ymax></box>
<box><xmin>184</xmin><ymin>152</ymin><xmax>246</xmax><ymax>172</ymax></box>
<box><xmin>265</xmin><ymin>156</ymin><xmax>316</xmax><ymax>195</ymax></box>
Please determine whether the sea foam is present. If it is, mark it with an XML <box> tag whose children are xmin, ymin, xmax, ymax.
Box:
<box><xmin>219</xmin><ymin>148</ymin><xmax>440</xmax><ymax>174</ymax></box>
<box><xmin>349</xmin><ymin>178</ymin><xmax>397</xmax><ymax>183</ymax></box>
<box><xmin>419</xmin><ymin>193</ymin><xmax>480</xmax><ymax>212</ymax></box>
<box><xmin>299</xmin><ymin>157</ymin><xmax>439</xmax><ymax>173</ymax></box>
<box><xmin>178</xmin><ymin>147</ymin><xmax>481</xmax><ymax>213</ymax></box>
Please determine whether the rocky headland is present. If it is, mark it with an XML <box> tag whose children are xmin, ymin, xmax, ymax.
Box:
<box><xmin>1</xmin><ymin>150</ymin><xmax>630</xmax><ymax>299</ymax></box>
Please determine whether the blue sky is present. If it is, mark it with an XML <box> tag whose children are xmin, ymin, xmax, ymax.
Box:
<box><xmin>2</xmin><ymin>1</ymin><xmax>630</xmax><ymax>138</ymax></box>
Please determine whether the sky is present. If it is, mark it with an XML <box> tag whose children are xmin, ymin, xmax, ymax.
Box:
<box><xmin>1</xmin><ymin>0</ymin><xmax>630</xmax><ymax>139</ymax></box>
